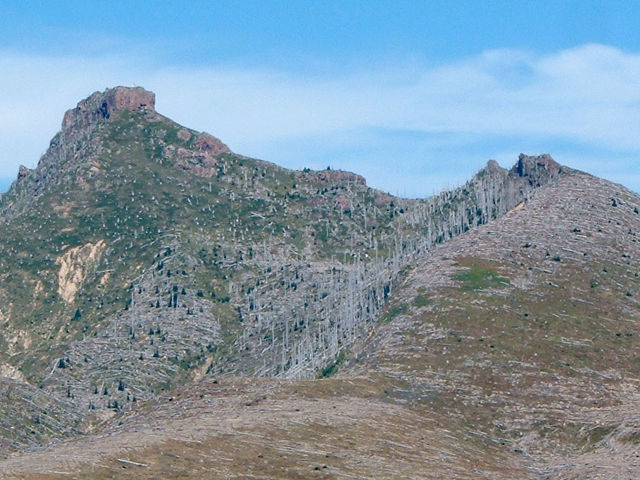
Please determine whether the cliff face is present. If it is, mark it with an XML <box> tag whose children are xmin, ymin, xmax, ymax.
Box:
<box><xmin>514</xmin><ymin>152</ymin><xmax>563</xmax><ymax>186</ymax></box>
<box><xmin>61</xmin><ymin>86</ymin><xmax>155</xmax><ymax>133</ymax></box>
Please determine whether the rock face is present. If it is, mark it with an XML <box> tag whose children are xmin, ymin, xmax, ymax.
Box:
<box><xmin>61</xmin><ymin>86</ymin><xmax>155</xmax><ymax>132</ymax></box>
<box><xmin>16</xmin><ymin>165</ymin><xmax>32</xmax><ymax>181</ymax></box>
<box><xmin>514</xmin><ymin>153</ymin><xmax>563</xmax><ymax>186</ymax></box>
<box><xmin>307</xmin><ymin>169</ymin><xmax>367</xmax><ymax>186</ymax></box>
<box><xmin>195</xmin><ymin>132</ymin><xmax>231</xmax><ymax>157</ymax></box>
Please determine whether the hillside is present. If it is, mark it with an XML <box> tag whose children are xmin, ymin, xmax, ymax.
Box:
<box><xmin>348</xmin><ymin>170</ymin><xmax>640</xmax><ymax>478</ymax></box>
<box><xmin>2</xmin><ymin>154</ymin><xmax>637</xmax><ymax>479</ymax></box>
<box><xmin>0</xmin><ymin>86</ymin><xmax>637</xmax><ymax>478</ymax></box>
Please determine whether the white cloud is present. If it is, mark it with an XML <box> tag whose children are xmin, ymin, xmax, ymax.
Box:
<box><xmin>0</xmin><ymin>44</ymin><xmax>638</xmax><ymax>196</ymax></box>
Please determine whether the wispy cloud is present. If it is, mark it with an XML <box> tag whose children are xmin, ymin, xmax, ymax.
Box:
<box><xmin>0</xmin><ymin>44</ymin><xmax>638</xmax><ymax>196</ymax></box>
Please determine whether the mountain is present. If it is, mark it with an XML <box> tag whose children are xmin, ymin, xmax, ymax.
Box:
<box><xmin>0</xmin><ymin>86</ymin><xmax>638</xmax><ymax>479</ymax></box>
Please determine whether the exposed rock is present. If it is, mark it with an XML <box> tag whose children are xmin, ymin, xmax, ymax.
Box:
<box><xmin>61</xmin><ymin>86</ymin><xmax>155</xmax><ymax>132</ymax></box>
<box><xmin>0</xmin><ymin>363</ymin><xmax>26</xmax><ymax>382</ymax></box>
<box><xmin>170</xmin><ymin>133</ymin><xmax>231</xmax><ymax>177</ymax></box>
<box><xmin>177</xmin><ymin>129</ymin><xmax>192</xmax><ymax>141</ymax></box>
<box><xmin>16</xmin><ymin>165</ymin><xmax>32</xmax><ymax>181</ymax></box>
<box><xmin>300</xmin><ymin>169</ymin><xmax>367</xmax><ymax>186</ymax></box>
<box><xmin>513</xmin><ymin>153</ymin><xmax>562</xmax><ymax>186</ymax></box>
<box><xmin>56</xmin><ymin>240</ymin><xmax>106</xmax><ymax>303</ymax></box>
<box><xmin>195</xmin><ymin>132</ymin><xmax>230</xmax><ymax>156</ymax></box>
<box><xmin>485</xmin><ymin>159</ymin><xmax>501</xmax><ymax>172</ymax></box>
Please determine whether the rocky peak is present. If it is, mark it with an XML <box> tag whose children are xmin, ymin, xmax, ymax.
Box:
<box><xmin>303</xmin><ymin>169</ymin><xmax>367</xmax><ymax>186</ymax></box>
<box><xmin>512</xmin><ymin>153</ymin><xmax>562</xmax><ymax>186</ymax></box>
<box><xmin>484</xmin><ymin>159</ymin><xmax>502</xmax><ymax>172</ymax></box>
<box><xmin>61</xmin><ymin>86</ymin><xmax>155</xmax><ymax>132</ymax></box>
<box><xmin>17</xmin><ymin>165</ymin><xmax>32</xmax><ymax>181</ymax></box>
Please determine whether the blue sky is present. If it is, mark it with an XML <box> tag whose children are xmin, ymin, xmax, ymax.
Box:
<box><xmin>1</xmin><ymin>1</ymin><xmax>639</xmax><ymax>196</ymax></box>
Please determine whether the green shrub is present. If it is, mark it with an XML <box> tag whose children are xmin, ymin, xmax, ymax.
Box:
<box><xmin>454</xmin><ymin>263</ymin><xmax>509</xmax><ymax>291</ymax></box>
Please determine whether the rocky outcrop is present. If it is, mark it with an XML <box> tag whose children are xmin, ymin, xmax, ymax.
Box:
<box><xmin>61</xmin><ymin>86</ymin><xmax>155</xmax><ymax>133</ymax></box>
<box><xmin>0</xmin><ymin>363</ymin><xmax>26</xmax><ymax>382</ymax></box>
<box><xmin>56</xmin><ymin>240</ymin><xmax>106</xmax><ymax>304</ymax></box>
<box><xmin>171</xmin><ymin>132</ymin><xmax>231</xmax><ymax>177</ymax></box>
<box><xmin>195</xmin><ymin>132</ymin><xmax>230</xmax><ymax>156</ymax></box>
<box><xmin>16</xmin><ymin>165</ymin><xmax>32</xmax><ymax>181</ymax></box>
<box><xmin>512</xmin><ymin>153</ymin><xmax>563</xmax><ymax>186</ymax></box>
<box><xmin>297</xmin><ymin>169</ymin><xmax>367</xmax><ymax>186</ymax></box>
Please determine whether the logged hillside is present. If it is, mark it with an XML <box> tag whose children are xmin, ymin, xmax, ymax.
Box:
<box><xmin>6</xmin><ymin>86</ymin><xmax>638</xmax><ymax>479</ymax></box>
<box><xmin>347</xmin><ymin>170</ymin><xmax>640</xmax><ymax>479</ymax></box>
<box><xmin>0</xmin><ymin>86</ymin><xmax>566</xmax><ymax>455</ymax></box>
<box><xmin>2</xmin><ymin>153</ymin><xmax>638</xmax><ymax>480</ymax></box>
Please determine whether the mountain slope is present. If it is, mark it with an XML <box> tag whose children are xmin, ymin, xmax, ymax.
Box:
<box><xmin>346</xmin><ymin>170</ymin><xmax>640</xmax><ymax>478</ymax></box>
<box><xmin>3</xmin><ymin>86</ymin><xmax>633</xmax><ymax>477</ymax></box>
<box><xmin>2</xmin><ymin>153</ymin><xmax>637</xmax><ymax>479</ymax></box>
<box><xmin>0</xmin><ymin>86</ymin><xmax>560</xmax><ymax>433</ymax></box>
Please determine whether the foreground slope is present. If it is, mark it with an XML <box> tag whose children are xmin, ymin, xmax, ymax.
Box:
<box><xmin>0</xmin><ymin>377</ymin><xmax>530</xmax><ymax>479</ymax></box>
<box><xmin>2</xmin><ymin>153</ymin><xmax>637</xmax><ymax>478</ymax></box>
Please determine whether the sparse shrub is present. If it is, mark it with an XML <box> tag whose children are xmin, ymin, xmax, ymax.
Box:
<box><xmin>381</xmin><ymin>304</ymin><xmax>408</xmax><ymax>323</ymax></box>
<box><xmin>454</xmin><ymin>263</ymin><xmax>509</xmax><ymax>290</ymax></box>
<box><xmin>413</xmin><ymin>294</ymin><xmax>432</xmax><ymax>308</ymax></box>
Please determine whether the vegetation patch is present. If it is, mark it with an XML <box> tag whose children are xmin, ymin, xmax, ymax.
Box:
<box><xmin>318</xmin><ymin>350</ymin><xmax>350</xmax><ymax>378</ymax></box>
<box><xmin>453</xmin><ymin>263</ymin><xmax>509</xmax><ymax>291</ymax></box>
<box><xmin>413</xmin><ymin>294</ymin><xmax>432</xmax><ymax>308</ymax></box>
<box><xmin>381</xmin><ymin>304</ymin><xmax>408</xmax><ymax>323</ymax></box>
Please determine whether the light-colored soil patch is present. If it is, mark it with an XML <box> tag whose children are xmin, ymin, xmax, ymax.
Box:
<box><xmin>56</xmin><ymin>240</ymin><xmax>106</xmax><ymax>303</ymax></box>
